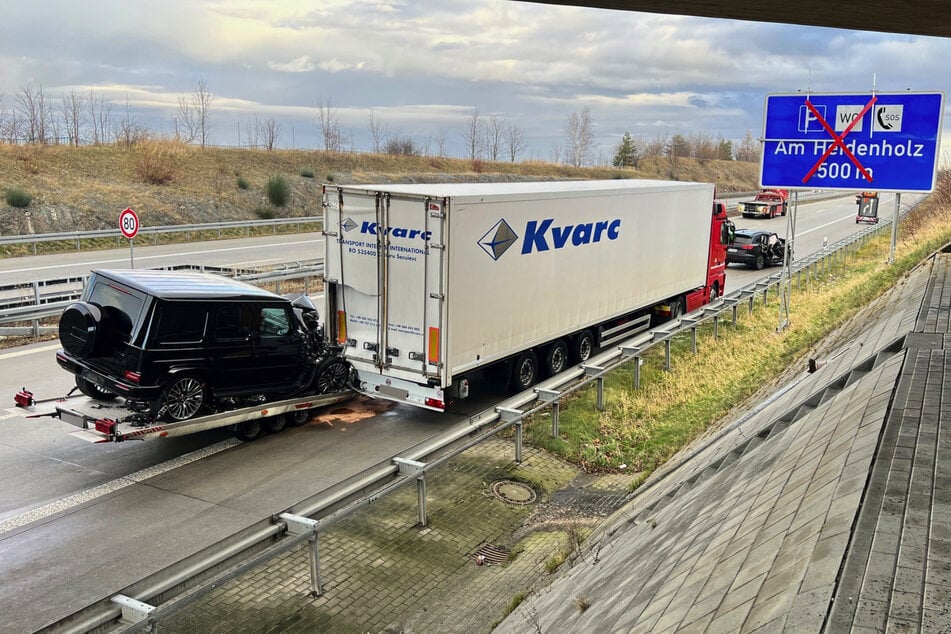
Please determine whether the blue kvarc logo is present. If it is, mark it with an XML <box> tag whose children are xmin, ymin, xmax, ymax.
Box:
<box><xmin>478</xmin><ymin>217</ymin><xmax>622</xmax><ymax>259</ymax></box>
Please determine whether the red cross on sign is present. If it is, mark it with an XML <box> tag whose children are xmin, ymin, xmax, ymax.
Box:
<box><xmin>801</xmin><ymin>96</ymin><xmax>877</xmax><ymax>184</ymax></box>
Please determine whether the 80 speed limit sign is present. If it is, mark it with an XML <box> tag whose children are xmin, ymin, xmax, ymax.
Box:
<box><xmin>119</xmin><ymin>207</ymin><xmax>139</xmax><ymax>239</ymax></box>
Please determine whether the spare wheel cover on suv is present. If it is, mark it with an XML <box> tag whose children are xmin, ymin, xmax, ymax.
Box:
<box><xmin>59</xmin><ymin>302</ymin><xmax>103</xmax><ymax>358</ymax></box>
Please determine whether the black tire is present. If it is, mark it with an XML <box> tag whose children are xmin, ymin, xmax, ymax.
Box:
<box><xmin>262</xmin><ymin>415</ymin><xmax>286</xmax><ymax>434</ymax></box>
<box><xmin>285</xmin><ymin>409</ymin><xmax>312</xmax><ymax>427</ymax></box>
<box><xmin>509</xmin><ymin>350</ymin><xmax>538</xmax><ymax>392</ymax></box>
<box><xmin>572</xmin><ymin>330</ymin><xmax>595</xmax><ymax>364</ymax></box>
<box><xmin>156</xmin><ymin>374</ymin><xmax>207</xmax><ymax>421</ymax></box>
<box><xmin>233</xmin><ymin>419</ymin><xmax>262</xmax><ymax>441</ymax></box>
<box><xmin>753</xmin><ymin>252</ymin><xmax>765</xmax><ymax>270</ymax></box>
<box><xmin>314</xmin><ymin>357</ymin><xmax>351</xmax><ymax>394</ymax></box>
<box><xmin>709</xmin><ymin>283</ymin><xmax>720</xmax><ymax>302</ymax></box>
<box><xmin>543</xmin><ymin>340</ymin><xmax>569</xmax><ymax>377</ymax></box>
<box><xmin>59</xmin><ymin>302</ymin><xmax>102</xmax><ymax>358</ymax></box>
<box><xmin>75</xmin><ymin>376</ymin><xmax>117</xmax><ymax>401</ymax></box>
<box><xmin>670</xmin><ymin>298</ymin><xmax>685</xmax><ymax>320</ymax></box>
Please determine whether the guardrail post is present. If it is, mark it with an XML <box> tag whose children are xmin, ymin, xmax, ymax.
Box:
<box><xmin>713</xmin><ymin>314</ymin><xmax>719</xmax><ymax>340</ymax></box>
<box><xmin>535</xmin><ymin>389</ymin><xmax>561</xmax><ymax>439</ymax></box>
<box><xmin>416</xmin><ymin>474</ymin><xmax>428</xmax><ymax>526</ymax></box>
<box><xmin>732</xmin><ymin>303</ymin><xmax>738</xmax><ymax>325</ymax></box>
<box><xmin>583</xmin><ymin>365</ymin><xmax>606</xmax><ymax>410</ymax></box>
<box><xmin>497</xmin><ymin>407</ymin><xmax>524</xmax><ymax>462</ymax></box>
<box><xmin>620</xmin><ymin>346</ymin><xmax>642</xmax><ymax>389</ymax></box>
<box><xmin>665</xmin><ymin>339</ymin><xmax>672</xmax><ymax>370</ymax></box>
<box><xmin>515</xmin><ymin>421</ymin><xmax>523</xmax><ymax>463</ymax></box>
<box><xmin>31</xmin><ymin>281</ymin><xmax>40</xmax><ymax>338</ymax></box>
<box><xmin>279</xmin><ymin>513</ymin><xmax>322</xmax><ymax>596</ymax></box>
<box><xmin>748</xmin><ymin>294</ymin><xmax>754</xmax><ymax>315</ymax></box>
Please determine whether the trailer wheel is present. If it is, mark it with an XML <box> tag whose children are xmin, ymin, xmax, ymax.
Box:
<box><xmin>314</xmin><ymin>357</ymin><xmax>351</xmax><ymax>394</ymax></box>
<box><xmin>572</xmin><ymin>330</ymin><xmax>595</xmax><ymax>364</ymax></box>
<box><xmin>509</xmin><ymin>350</ymin><xmax>538</xmax><ymax>392</ymax></box>
<box><xmin>285</xmin><ymin>409</ymin><xmax>312</xmax><ymax>426</ymax></box>
<box><xmin>75</xmin><ymin>376</ymin><xmax>117</xmax><ymax>401</ymax></box>
<box><xmin>262</xmin><ymin>415</ymin><xmax>286</xmax><ymax>434</ymax></box>
<box><xmin>543</xmin><ymin>340</ymin><xmax>569</xmax><ymax>376</ymax></box>
<box><xmin>670</xmin><ymin>298</ymin><xmax>685</xmax><ymax>320</ymax></box>
<box><xmin>709</xmin><ymin>283</ymin><xmax>720</xmax><ymax>302</ymax></box>
<box><xmin>233</xmin><ymin>420</ymin><xmax>262</xmax><ymax>441</ymax></box>
<box><xmin>156</xmin><ymin>374</ymin><xmax>207</xmax><ymax>421</ymax></box>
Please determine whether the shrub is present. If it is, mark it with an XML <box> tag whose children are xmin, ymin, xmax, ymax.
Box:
<box><xmin>254</xmin><ymin>206</ymin><xmax>275</xmax><ymax>219</ymax></box>
<box><xmin>265</xmin><ymin>175</ymin><xmax>290</xmax><ymax>207</ymax></box>
<box><xmin>300</xmin><ymin>168</ymin><xmax>315</xmax><ymax>178</ymax></box>
<box><xmin>6</xmin><ymin>187</ymin><xmax>32</xmax><ymax>208</ymax></box>
<box><xmin>326</xmin><ymin>173</ymin><xmax>335</xmax><ymax>182</ymax></box>
<box><xmin>236</xmin><ymin>176</ymin><xmax>250</xmax><ymax>190</ymax></box>
<box><xmin>134</xmin><ymin>139</ymin><xmax>185</xmax><ymax>185</ymax></box>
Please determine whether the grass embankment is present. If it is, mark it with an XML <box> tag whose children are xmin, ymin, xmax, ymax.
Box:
<box><xmin>0</xmin><ymin>140</ymin><xmax>758</xmax><ymax>257</ymax></box>
<box><xmin>527</xmin><ymin>172</ymin><xmax>951</xmax><ymax>479</ymax></box>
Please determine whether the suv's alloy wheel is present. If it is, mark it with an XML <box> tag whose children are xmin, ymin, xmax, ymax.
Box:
<box><xmin>159</xmin><ymin>375</ymin><xmax>206</xmax><ymax>421</ymax></box>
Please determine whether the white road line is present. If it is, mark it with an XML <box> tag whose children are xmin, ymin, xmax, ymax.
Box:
<box><xmin>0</xmin><ymin>343</ymin><xmax>62</xmax><ymax>360</ymax></box>
<box><xmin>797</xmin><ymin>213</ymin><xmax>858</xmax><ymax>236</ymax></box>
<box><xmin>0</xmin><ymin>438</ymin><xmax>241</xmax><ymax>535</ymax></box>
<box><xmin>4</xmin><ymin>238</ymin><xmax>324</xmax><ymax>275</ymax></box>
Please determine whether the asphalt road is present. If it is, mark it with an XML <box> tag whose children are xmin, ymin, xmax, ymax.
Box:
<box><xmin>0</xmin><ymin>189</ymin><xmax>919</xmax><ymax>631</ymax></box>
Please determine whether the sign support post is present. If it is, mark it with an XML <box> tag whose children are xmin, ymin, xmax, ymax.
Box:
<box><xmin>890</xmin><ymin>193</ymin><xmax>901</xmax><ymax>264</ymax></box>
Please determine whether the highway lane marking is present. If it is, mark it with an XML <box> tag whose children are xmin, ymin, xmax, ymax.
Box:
<box><xmin>0</xmin><ymin>438</ymin><xmax>241</xmax><ymax>536</ymax></box>
<box><xmin>0</xmin><ymin>343</ymin><xmax>62</xmax><ymax>359</ymax></box>
<box><xmin>2</xmin><ymin>237</ymin><xmax>325</xmax><ymax>276</ymax></box>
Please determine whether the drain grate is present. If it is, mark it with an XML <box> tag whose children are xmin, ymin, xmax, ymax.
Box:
<box><xmin>490</xmin><ymin>480</ymin><xmax>537</xmax><ymax>505</ymax></box>
<box><xmin>473</xmin><ymin>543</ymin><xmax>510</xmax><ymax>566</ymax></box>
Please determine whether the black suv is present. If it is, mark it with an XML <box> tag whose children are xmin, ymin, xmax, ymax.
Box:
<box><xmin>56</xmin><ymin>269</ymin><xmax>348</xmax><ymax>421</ymax></box>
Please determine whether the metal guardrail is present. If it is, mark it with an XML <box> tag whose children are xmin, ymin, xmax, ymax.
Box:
<box><xmin>44</xmin><ymin>212</ymin><xmax>904</xmax><ymax>633</ymax></box>
<box><xmin>0</xmin><ymin>216</ymin><xmax>323</xmax><ymax>254</ymax></box>
<box><xmin>0</xmin><ymin>261</ymin><xmax>324</xmax><ymax>336</ymax></box>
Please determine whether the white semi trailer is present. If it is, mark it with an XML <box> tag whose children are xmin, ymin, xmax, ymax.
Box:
<box><xmin>323</xmin><ymin>180</ymin><xmax>731</xmax><ymax>411</ymax></box>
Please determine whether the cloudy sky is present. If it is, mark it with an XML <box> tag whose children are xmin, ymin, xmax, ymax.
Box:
<box><xmin>1</xmin><ymin>0</ymin><xmax>948</xmax><ymax>161</ymax></box>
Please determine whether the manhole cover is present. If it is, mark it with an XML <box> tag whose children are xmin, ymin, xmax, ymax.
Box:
<box><xmin>491</xmin><ymin>480</ymin><xmax>537</xmax><ymax>505</ymax></box>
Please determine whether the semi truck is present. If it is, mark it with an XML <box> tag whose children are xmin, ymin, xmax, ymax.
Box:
<box><xmin>737</xmin><ymin>189</ymin><xmax>789</xmax><ymax>219</ymax></box>
<box><xmin>323</xmin><ymin>180</ymin><xmax>732</xmax><ymax>411</ymax></box>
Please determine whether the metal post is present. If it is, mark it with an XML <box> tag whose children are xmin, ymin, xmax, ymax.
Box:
<box><xmin>748</xmin><ymin>294</ymin><xmax>754</xmax><ymax>315</ymax></box>
<box><xmin>713</xmin><ymin>315</ymin><xmax>719</xmax><ymax>340</ymax></box>
<box><xmin>416</xmin><ymin>474</ymin><xmax>428</xmax><ymax>526</ymax></box>
<box><xmin>889</xmin><ymin>193</ymin><xmax>901</xmax><ymax>264</ymax></box>
<box><xmin>596</xmin><ymin>377</ymin><xmax>604</xmax><ymax>411</ymax></box>
<box><xmin>633</xmin><ymin>355</ymin><xmax>641</xmax><ymax>389</ymax></box>
<box><xmin>516</xmin><ymin>420</ymin><xmax>524</xmax><ymax>462</ymax></box>
<box><xmin>550</xmin><ymin>402</ymin><xmax>559</xmax><ymax>439</ymax></box>
<box><xmin>732</xmin><ymin>303</ymin><xmax>738</xmax><ymax>325</ymax></box>
<box><xmin>664</xmin><ymin>339</ymin><xmax>672</xmax><ymax>371</ymax></box>
<box><xmin>32</xmin><ymin>281</ymin><xmax>40</xmax><ymax>338</ymax></box>
<box><xmin>308</xmin><ymin>534</ymin><xmax>323</xmax><ymax>596</ymax></box>
<box><xmin>691</xmin><ymin>326</ymin><xmax>697</xmax><ymax>354</ymax></box>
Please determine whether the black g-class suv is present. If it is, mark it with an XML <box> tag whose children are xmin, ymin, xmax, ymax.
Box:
<box><xmin>56</xmin><ymin>269</ymin><xmax>348</xmax><ymax>422</ymax></box>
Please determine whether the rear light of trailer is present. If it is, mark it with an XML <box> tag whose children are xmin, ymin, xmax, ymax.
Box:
<box><xmin>424</xmin><ymin>397</ymin><xmax>445</xmax><ymax>410</ymax></box>
<box><xmin>123</xmin><ymin>371</ymin><xmax>141</xmax><ymax>383</ymax></box>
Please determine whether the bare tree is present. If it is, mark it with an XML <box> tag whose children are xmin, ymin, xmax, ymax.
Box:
<box><xmin>433</xmin><ymin>129</ymin><xmax>448</xmax><ymax>157</ymax></box>
<box><xmin>255</xmin><ymin>116</ymin><xmax>281</xmax><ymax>151</ymax></box>
<box><xmin>735</xmin><ymin>130</ymin><xmax>759</xmax><ymax>162</ymax></box>
<box><xmin>0</xmin><ymin>93</ymin><xmax>9</xmax><ymax>142</ymax></box>
<box><xmin>16</xmin><ymin>84</ymin><xmax>52</xmax><ymax>144</ymax></box>
<box><xmin>316</xmin><ymin>98</ymin><xmax>347</xmax><ymax>152</ymax></box>
<box><xmin>61</xmin><ymin>91</ymin><xmax>85</xmax><ymax>146</ymax></box>
<box><xmin>484</xmin><ymin>116</ymin><xmax>505</xmax><ymax>161</ymax></box>
<box><xmin>87</xmin><ymin>91</ymin><xmax>112</xmax><ymax>145</ymax></box>
<box><xmin>642</xmin><ymin>135</ymin><xmax>667</xmax><ymax>159</ymax></box>
<box><xmin>367</xmin><ymin>109</ymin><xmax>389</xmax><ymax>153</ymax></box>
<box><xmin>176</xmin><ymin>79</ymin><xmax>214</xmax><ymax>147</ymax></box>
<box><xmin>503</xmin><ymin>123</ymin><xmax>526</xmax><ymax>162</ymax></box>
<box><xmin>550</xmin><ymin>144</ymin><xmax>562</xmax><ymax>164</ymax></box>
<box><xmin>115</xmin><ymin>92</ymin><xmax>149</xmax><ymax>147</ymax></box>
<box><xmin>690</xmin><ymin>132</ymin><xmax>717</xmax><ymax>165</ymax></box>
<box><xmin>462</xmin><ymin>108</ymin><xmax>484</xmax><ymax>160</ymax></box>
<box><xmin>563</xmin><ymin>106</ymin><xmax>595</xmax><ymax>167</ymax></box>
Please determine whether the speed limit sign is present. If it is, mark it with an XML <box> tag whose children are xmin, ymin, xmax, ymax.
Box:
<box><xmin>119</xmin><ymin>207</ymin><xmax>139</xmax><ymax>239</ymax></box>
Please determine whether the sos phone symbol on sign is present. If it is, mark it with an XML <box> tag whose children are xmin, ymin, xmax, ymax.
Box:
<box><xmin>119</xmin><ymin>208</ymin><xmax>139</xmax><ymax>239</ymax></box>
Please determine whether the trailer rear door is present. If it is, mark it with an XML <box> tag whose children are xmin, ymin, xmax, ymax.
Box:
<box><xmin>324</xmin><ymin>188</ymin><xmax>447</xmax><ymax>388</ymax></box>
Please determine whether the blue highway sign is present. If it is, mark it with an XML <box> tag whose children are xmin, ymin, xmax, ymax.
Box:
<box><xmin>761</xmin><ymin>91</ymin><xmax>944</xmax><ymax>192</ymax></box>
